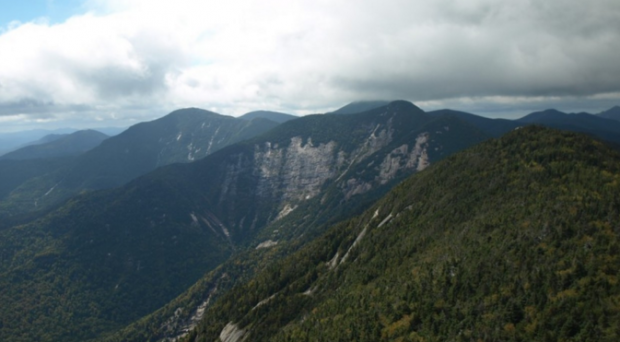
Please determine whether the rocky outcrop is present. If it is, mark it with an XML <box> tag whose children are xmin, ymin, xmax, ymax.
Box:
<box><xmin>207</xmin><ymin>107</ymin><xmax>440</xmax><ymax>240</ymax></box>
<box><xmin>341</xmin><ymin>132</ymin><xmax>430</xmax><ymax>199</ymax></box>
<box><xmin>219</xmin><ymin>323</ymin><xmax>246</xmax><ymax>342</ymax></box>
<box><xmin>253</xmin><ymin>137</ymin><xmax>340</xmax><ymax>202</ymax></box>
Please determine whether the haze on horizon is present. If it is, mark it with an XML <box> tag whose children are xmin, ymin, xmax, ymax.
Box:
<box><xmin>0</xmin><ymin>0</ymin><xmax>619</xmax><ymax>132</ymax></box>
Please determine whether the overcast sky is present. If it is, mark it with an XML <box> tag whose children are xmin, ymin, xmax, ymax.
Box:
<box><xmin>0</xmin><ymin>0</ymin><xmax>619</xmax><ymax>132</ymax></box>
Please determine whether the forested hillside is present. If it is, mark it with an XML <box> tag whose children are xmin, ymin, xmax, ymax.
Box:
<box><xmin>184</xmin><ymin>127</ymin><xmax>620</xmax><ymax>342</ymax></box>
<box><xmin>0</xmin><ymin>101</ymin><xmax>489</xmax><ymax>342</ymax></box>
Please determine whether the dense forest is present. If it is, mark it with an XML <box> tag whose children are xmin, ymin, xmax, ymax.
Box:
<box><xmin>184</xmin><ymin>126</ymin><xmax>620</xmax><ymax>341</ymax></box>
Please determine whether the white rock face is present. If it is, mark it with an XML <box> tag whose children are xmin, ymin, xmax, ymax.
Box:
<box><xmin>378</xmin><ymin>132</ymin><xmax>430</xmax><ymax>184</ymax></box>
<box><xmin>342</xmin><ymin>132</ymin><xmax>430</xmax><ymax>199</ymax></box>
<box><xmin>275</xmin><ymin>204</ymin><xmax>297</xmax><ymax>221</ymax></box>
<box><xmin>253</xmin><ymin>137</ymin><xmax>339</xmax><ymax>202</ymax></box>
<box><xmin>252</xmin><ymin>294</ymin><xmax>276</xmax><ymax>310</ymax></box>
<box><xmin>219</xmin><ymin>322</ymin><xmax>246</xmax><ymax>342</ymax></box>
<box><xmin>159</xmin><ymin>279</ymin><xmax>221</xmax><ymax>342</ymax></box>
<box><xmin>339</xmin><ymin>223</ymin><xmax>369</xmax><ymax>265</ymax></box>
<box><xmin>211</xmin><ymin>120</ymin><xmax>430</xmax><ymax>238</ymax></box>
<box><xmin>256</xmin><ymin>240</ymin><xmax>278</xmax><ymax>249</ymax></box>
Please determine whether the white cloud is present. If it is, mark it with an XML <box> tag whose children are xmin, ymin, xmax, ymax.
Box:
<box><xmin>0</xmin><ymin>0</ymin><xmax>619</xmax><ymax>130</ymax></box>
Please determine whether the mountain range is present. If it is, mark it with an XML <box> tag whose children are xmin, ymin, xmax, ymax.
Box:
<box><xmin>0</xmin><ymin>101</ymin><xmax>490</xmax><ymax>341</ymax></box>
<box><xmin>0</xmin><ymin>108</ymin><xmax>280</xmax><ymax>216</ymax></box>
<box><xmin>0</xmin><ymin>129</ymin><xmax>109</xmax><ymax>161</ymax></box>
<box><xmin>0</xmin><ymin>101</ymin><xmax>619</xmax><ymax>342</ymax></box>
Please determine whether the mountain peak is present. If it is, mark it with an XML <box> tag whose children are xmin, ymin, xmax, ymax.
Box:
<box><xmin>598</xmin><ymin>105</ymin><xmax>620</xmax><ymax>122</ymax></box>
<box><xmin>386</xmin><ymin>99</ymin><xmax>421</xmax><ymax>112</ymax></box>
<box><xmin>239</xmin><ymin>110</ymin><xmax>297</xmax><ymax>123</ymax></box>
<box><xmin>329</xmin><ymin>100</ymin><xmax>391</xmax><ymax>115</ymax></box>
<box><xmin>165</xmin><ymin>107</ymin><xmax>225</xmax><ymax>119</ymax></box>
<box><xmin>517</xmin><ymin>108</ymin><xmax>566</xmax><ymax>123</ymax></box>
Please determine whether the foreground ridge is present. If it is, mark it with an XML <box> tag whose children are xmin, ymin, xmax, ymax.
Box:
<box><xmin>184</xmin><ymin>126</ymin><xmax>620</xmax><ymax>342</ymax></box>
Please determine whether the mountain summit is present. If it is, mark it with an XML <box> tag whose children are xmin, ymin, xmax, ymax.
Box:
<box><xmin>598</xmin><ymin>105</ymin><xmax>620</xmax><ymax>121</ymax></box>
<box><xmin>239</xmin><ymin>110</ymin><xmax>298</xmax><ymax>123</ymax></box>
<box><xmin>329</xmin><ymin>100</ymin><xmax>392</xmax><ymax>115</ymax></box>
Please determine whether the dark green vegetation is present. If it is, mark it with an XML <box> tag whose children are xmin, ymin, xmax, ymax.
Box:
<box><xmin>0</xmin><ymin>108</ymin><xmax>279</xmax><ymax>215</ymax></box>
<box><xmin>0</xmin><ymin>182</ymin><xmax>233</xmax><ymax>342</ymax></box>
<box><xmin>184</xmin><ymin>127</ymin><xmax>620</xmax><ymax>342</ymax></box>
<box><xmin>0</xmin><ymin>101</ymin><xmax>490</xmax><ymax>342</ymax></box>
<box><xmin>239</xmin><ymin>111</ymin><xmax>298</xmax><ymax>123</ymax></box>
<box><xmin>0</xmin><ymin>129</ymin><xmax>109</xmax><ymax>160</ymax></box>
<box><xmin>0</xmin><ymin>158</ymin><xmax>71</xmax><ymax>201</ymax></box>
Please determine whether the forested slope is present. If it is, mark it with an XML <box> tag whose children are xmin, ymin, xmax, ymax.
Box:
<box><xmin>185</xmin><ymin>126</ymin><xmax>620</xmax><ymax>342</ymax></box>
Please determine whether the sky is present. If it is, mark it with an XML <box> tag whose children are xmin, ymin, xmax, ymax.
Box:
<box><xmin>0</xmin><ymin>0</ymin><xmax>619</xmax><ymax>132</ymax></box>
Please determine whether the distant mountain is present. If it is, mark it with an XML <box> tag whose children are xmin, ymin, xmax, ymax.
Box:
<box><xmin>0</xmin><ymin>130</ymin><xmax>108</xmax><ymax>161</ymax></box>
<box><xmin>0</xmin><ymin>108</ymin><xmax>281</xmax><ymax>214</ymax></box>
<box><xmin>429</xmin><ymin>107</ymin><xmax>620</xmax><ymax>147</ymax></box>
<box><xmin>598</xmin><ymin>105</ymin><xmax>620</xmax><ymax>122</ymax></box>
<box><xmin>428</xmin><ymin>109</ymin><xmax>520</xmax><ymax>137</ymax></box>
<box><xmin>329</xmin><ymin>100</ymin><xmax>391</xmax><ymax>114</ymax></box>
<box><xmin>239</xmin><ymin>110</ymin><xmax>298</xmax><ymax>123</ymax></box>
<box><xmin>95</xmin><ymin>126</ymin><xmax>127</xmax><ymax>136</ymax></box>
<box><xmin>183</xmin><ymin>126</ymin><xmax>620</xmax><ymax>342</ymax></box>
<box><xmin>0</xmin><ymin>101</ymin><xmax>491</xmax><ymax>341</ymax></box>
<box><xmin>0</xmin><ymin>128</ymin><xmax>77</xmax><ymax>156</ymax></box>
<box><xmin>21</xmin><ymin>133</ymin><xmax>68</xmax><ymax>147</ymax></box>
<box><xmin>516</xmin><ymin>108</ymin><xmax>620</xmax><ymax>145</ymax></box>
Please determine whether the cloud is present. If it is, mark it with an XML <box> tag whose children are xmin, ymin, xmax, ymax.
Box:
<box><xmin>0</xmin><ymin>0</ymin><xmax>619</xmax><ymax>130</ymax></box>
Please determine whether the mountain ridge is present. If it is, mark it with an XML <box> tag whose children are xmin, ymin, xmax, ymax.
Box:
<box><xmin>239</xmin><ymin>111</ymin><xmax>297</xmax><ymax>123</ymax></box>
<box><xmin>4</xmin><ymin>100</ymin><xmax>620</xmax><ymax>342</ymax></box>
<box><xmin>0</xmin><ymin>108</ymin><xmax>280</xmax><ymax>215</ymax></box>
<box><xmin>329</xmin><ymin>100</ymin><xmax>392</xmax><ymax>115</ymax></box>
<box><xmin>0</xmin><ymin>129</ymin><xmax>109</xmax><ymax>161</ymax></box>
<box><xmin>182</xmin><ymin>126</ymin><xmax>620</xmax><ymax>342</ymax></box>
<box><xmin>598</xmin><ymin>105</ymin><xmax>620</xmax><ymax>121</ymax></box>
<box><xmin>0</xmin><ymin>100</ymin><xmax>490</xmax><ymax>342</ymax></box>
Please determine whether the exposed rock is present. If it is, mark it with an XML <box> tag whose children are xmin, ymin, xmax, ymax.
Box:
<box><xmin>340</xmin><ymin>223</ymin><xmax>370</xmax><ymax>265</ymax></box>
<box><xmin>256</xmin><ymin>240</ymin><xmax>278</xmax><ymax>249</ymax></box>
<box><xmin>342</xmin><ymin>132</ymin><xmax>430</xmax><ymax>199</ymax></box>
<box><xmin>253</xmin><ymin>137</ymin><xmax>338</xmax><ymax>202</ymax></box>
<box><xmin>159</xmin><ymin>275</ymin><xmax>222</xmax><ymax>341</ymax></box>
<box><xmin>275</xmin><ymin>204</ymin><xmax>297</xmax><ymax>221</ymax></box>
<box><xmin>252</xmin><ymin>294</ymin><xmax>276</xmax><ymax>310</ymax></box>
<box><xmin>219</xmin><ymin>322</ymin><xmax>246</xmax><ymax>342</ymax></box>
<box><xmin>327</xmin><ymin>251</ymin><xmax>340</xmax><ymax>269</ymax></box>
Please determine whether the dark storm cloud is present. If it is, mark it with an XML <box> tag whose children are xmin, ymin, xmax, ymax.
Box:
<box><xmin>324</xmin><ymin>0</ymin><xmax>620</xmax><ymax>104</ymax></box>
